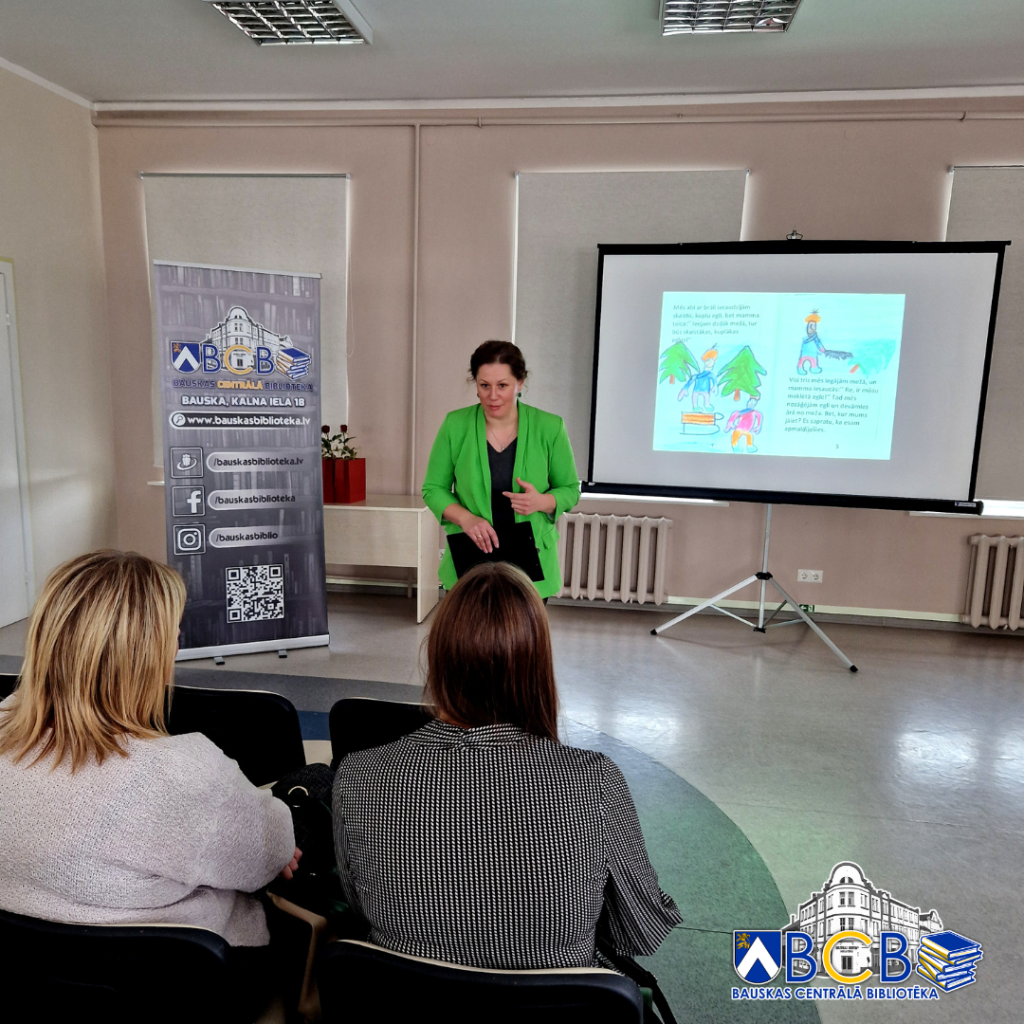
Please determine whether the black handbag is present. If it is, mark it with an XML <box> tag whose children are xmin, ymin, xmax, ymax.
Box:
<box><xmin>268</xmin><ymin>763</ymin><xmax>346</xmax><ymax>919</ymax></box>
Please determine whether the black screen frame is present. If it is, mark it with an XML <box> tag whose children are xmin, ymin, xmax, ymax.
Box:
<box><xmin>584</xmin><ymin>240</ymin><xmax>1008</xmax><ymax>514</ymax></box>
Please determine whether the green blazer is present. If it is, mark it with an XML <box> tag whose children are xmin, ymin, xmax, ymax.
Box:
<box><xmin>422</xmin><ymin>402</ymin><xmax>581</xmax><ymax>598</ymax></box>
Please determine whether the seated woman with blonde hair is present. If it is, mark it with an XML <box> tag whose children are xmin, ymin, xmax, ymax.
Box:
<box><xmin>333</xmin><ymin>561</ymin><xmax>681</xmax><ymax>970</ymax></box>
<box><xmin>0</xmin><ymin>551</ymin><xmax>301</xmax><ymax>1015</ymax></box>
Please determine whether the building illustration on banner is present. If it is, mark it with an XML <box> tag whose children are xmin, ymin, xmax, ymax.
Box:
<box><xmin>732</xmin><ymin>860</ymin><xmax>983</xmax><ymax>1002</ymax></box>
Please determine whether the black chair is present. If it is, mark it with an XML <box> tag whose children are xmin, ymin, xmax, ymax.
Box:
<box><xmin>169</xmin><ymin>685</ymin><xmax>306</xmax><ymax>786</ymax></box>
<box><xmin>0</xmin><ymin>906</ymin><xmax>236</xmax><ymax>1024</ymax></box>
<box><xmin>317</xmin><ymin>939</ymin><xmax>644</xmax><ymax>1024</ymax></box>
<box><xmin>0</xmin><ymin>673</ymin><xmax>18</xmax><ymax>700</ymax></box>
<box><xmin>328</xmin><ymin>697</ymin><xmax>432</xmax><ymax>768</ymax></box>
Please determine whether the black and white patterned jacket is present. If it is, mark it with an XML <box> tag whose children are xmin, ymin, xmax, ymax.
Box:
<box><xmin>332</xmin><ymin>719</ymin><xmax>681</xmax><ymax>970</ymax></box>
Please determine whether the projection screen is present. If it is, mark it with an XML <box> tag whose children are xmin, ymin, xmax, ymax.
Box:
<box><xmin>587</xmin><ymin>242</ymin><xmax>1006</xmax><ymax>511</ymax></box>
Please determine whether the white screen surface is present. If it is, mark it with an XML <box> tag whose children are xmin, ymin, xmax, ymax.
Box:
<box><xmin>590</xmin><ymin>249</ymin><xmax>1001</xmax><ymax>504</ymax></box>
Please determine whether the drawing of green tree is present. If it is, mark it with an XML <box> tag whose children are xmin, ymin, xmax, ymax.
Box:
<box><xmin>658</xmin><ymin>341</ymin><xmax>698</xmax><ymax>385</ymax></box>
<box><xmin>717</xmin><ymin>346</ymin><xmax>767</xmax><ymax>400</ymax></box>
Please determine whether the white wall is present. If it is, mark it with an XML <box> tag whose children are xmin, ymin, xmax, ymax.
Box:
<box><xmin>96</xmin><ymin>103</ymin><xmax>1024</xmax><ymax>618</ymax></box>
<box><xmin>0</xmin><ymin>66</ymin><xmax>116</xmax><ymax>587</ymax></box>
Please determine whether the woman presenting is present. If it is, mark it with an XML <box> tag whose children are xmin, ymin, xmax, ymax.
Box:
<box><xmin>422</xmin><ymin>341</ymin><xmax>580</xmax><ymax>599</ymax></box>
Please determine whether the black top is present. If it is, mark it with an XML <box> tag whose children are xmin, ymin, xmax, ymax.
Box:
<box><xmin>488</xmin><ymin>438</ymin><xmax>517</xmax><ymax>532</ymax></box>
<box><xmin>448</xmin><ymin>522</ymin><xmax>545</xmax><ymax>582</ymax></box>
<box><xmin>332</xmin><ymin>719</ymin><xmax>681</xmax><ymax>969</ymax></box>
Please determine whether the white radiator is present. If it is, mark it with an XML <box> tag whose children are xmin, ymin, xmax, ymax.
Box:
<box><xmin>963</xmin><ymin>534</ymin><xmax>1024</xmax><ymax>629</ymax></box>
<box><xmin>556</xmin><ymin>514</ymin><xmax>672</xmax><ymax>605</ymax></box>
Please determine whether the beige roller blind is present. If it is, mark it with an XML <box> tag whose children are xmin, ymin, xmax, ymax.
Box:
<box><xmin>143</xmin><ymin>174</ymin><xmax>348</xmax><ymax>467</ymax></box>
<box><xmin>946</xmin><ymin>167</ymin><xmax>1024</xmax><ymax>500</ymax></box>
<box><xmin>514</xmin><ymin>170</ymin><xmax>747</xmax><ymax>474</ymax></box>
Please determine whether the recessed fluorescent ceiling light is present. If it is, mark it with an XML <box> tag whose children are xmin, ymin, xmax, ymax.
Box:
<box><xmin>205</xmin><ymin>1</ymin><xmax>372</xmax><ymax>45</ymax></box>
<box><xmin>662</xmin><ymin>0</ymin><xmax>802</xmax><ymax>34</ymax></box>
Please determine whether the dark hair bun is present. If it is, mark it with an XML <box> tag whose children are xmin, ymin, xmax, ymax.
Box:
<box><xmin>469</xmin><ymin>341</ymin><xmax>527</xmax><ymax>383</ymax></box>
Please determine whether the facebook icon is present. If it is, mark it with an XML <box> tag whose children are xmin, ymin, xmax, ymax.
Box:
<box><xmin>171</xmin><ymin>485</ymin><xmax>206</xmax><ymax>517</ymax></box>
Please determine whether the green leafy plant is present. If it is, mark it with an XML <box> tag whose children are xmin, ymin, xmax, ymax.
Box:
<box><xmin>322</xmin><ymin>424</ymin><xmax>359</xmax><ymax>460</ymax></box>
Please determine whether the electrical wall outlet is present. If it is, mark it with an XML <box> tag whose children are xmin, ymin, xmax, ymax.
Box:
<box><xmin>797</xmin><ymin>569</ymin><xmax>823</xmax><ymax>583</ymax></box>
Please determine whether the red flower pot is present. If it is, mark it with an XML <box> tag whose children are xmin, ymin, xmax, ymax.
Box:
<box><xmin>322</xmin><ymin>458</ymin><xmax>336</xmax><ymax>503</ymax></box>
<box><xmin>329</xmin><ymin>457</ymin><xmax>366</xmax><ymax>504</ymax></box>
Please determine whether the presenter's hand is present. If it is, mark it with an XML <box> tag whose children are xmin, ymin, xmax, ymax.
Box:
<box><xmin>463</xmin><ymin>514</ymin><xmax>500</xmax><ymax>553</ymax></box>
<box><xmin>279</xmin><ymin>847</ymin><xmax>302</xmax><ymax>880</ymax></box>
<box><xmin>503</xmin><ymin>478</ymin><xmax>557</xmax><ymax>516</ymax></box>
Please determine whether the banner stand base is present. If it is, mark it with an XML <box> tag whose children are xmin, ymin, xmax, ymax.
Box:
<box><xmin>176</xmin><ymin>634</ymin><xmax>331</xmax><ymax>663</ymax></box>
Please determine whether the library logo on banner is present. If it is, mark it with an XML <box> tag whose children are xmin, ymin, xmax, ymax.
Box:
<box><xmin>171</xmin><ymin>341</ymin><xmax>201</xmax><ymax>373</ymax></box>
<box><xmin>731</xmin><ymin>861</ymin><xmax>983</xmax><ymax>1004</ymax></box>
<box><xmin>169</xmin><ymin>305</ymin><xmax>312</xmax><ymax>381</ymax></box>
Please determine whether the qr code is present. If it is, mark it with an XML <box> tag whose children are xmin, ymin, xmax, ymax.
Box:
<box><xmin>225</xmin><ymin>565</ymin><xmax>285</xmax><ymax>622</ymax></box>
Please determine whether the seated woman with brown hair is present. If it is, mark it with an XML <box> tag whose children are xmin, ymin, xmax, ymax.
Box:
<box><xmin>0</xmin><ymin>551</ymin><xmax>302</xmax><ymax>1017</ymax></box>
<box><xmin>332</xmin><ymin>561</ymin><xmax>681</xmax><ymax>970</ymax></box>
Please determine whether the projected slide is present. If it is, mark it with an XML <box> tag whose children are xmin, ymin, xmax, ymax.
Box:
<box><xmin>652</xmin><ymin>292</ymin><xmax>906</xmax><ymax>459</ymax></box>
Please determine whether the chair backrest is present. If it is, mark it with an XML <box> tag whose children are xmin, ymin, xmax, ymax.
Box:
<box><xmin>317</xmin><ymin>939</ymin><xmax>644</xmax><ymax>1024</ymax></box>
<box><xmin>169</xmin><ymin>685</ymin><xmax>305</xmax><ymax>786</ymax></box>
<box><xmin>329</xmin><ymin>697</ymin><xmax>432</xmax><ymax>768</ymax></box>
<box><xmin>0</xmin><ymin>907</ymin><xmax>231</xmax><ymax>1024</ymax></box>
<box><xmin>0</xmin><ymin>673</ymin><xmax>18</xmax><ymax>700</ymax></box>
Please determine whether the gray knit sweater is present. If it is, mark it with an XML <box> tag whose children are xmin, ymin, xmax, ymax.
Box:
<box><xmin>0</xmin><ymin>702</ymin><xmax>295</xmax><ymax>947</ymax></box>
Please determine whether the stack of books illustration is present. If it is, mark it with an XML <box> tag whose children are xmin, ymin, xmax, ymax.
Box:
<box><xmin>916</xmin><ymin>931</ymin><xmax>982</xmax><ymax>991</ymax></box>
<box><xmin>276</xmin><ymin>347</ymin><xmax>311</xmax><ymax>380</ymax></box>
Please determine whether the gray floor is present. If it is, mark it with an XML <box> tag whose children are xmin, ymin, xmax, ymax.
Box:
<box><xmin>2</xmin><ymin>593</ymin><xmax>1021</xmax><ymax>1021</ymax></box>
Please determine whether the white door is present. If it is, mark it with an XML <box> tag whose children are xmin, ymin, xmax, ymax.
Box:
<box><xmin>0</xmin><ymin>266</ymin><xmax>32</xmax><ymax>626</ymax></box>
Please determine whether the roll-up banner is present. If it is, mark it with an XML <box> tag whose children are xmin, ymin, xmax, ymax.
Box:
<box><xmin>155</xmin><ymin>261</ymin><xmax>330</xmax><ymax>660</ymax></box>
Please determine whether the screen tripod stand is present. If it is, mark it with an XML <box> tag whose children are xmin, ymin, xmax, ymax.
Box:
<box><xmin>651</xmin><ymin>504</ymin><xmax>857</xmax><ymax>672</ymax></box>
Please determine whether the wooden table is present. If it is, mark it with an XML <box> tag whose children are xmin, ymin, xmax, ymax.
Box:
<box><xmin>322</xmin><ymin>494</ymin><xmax>441</xmax><ymax>622</ymax></box>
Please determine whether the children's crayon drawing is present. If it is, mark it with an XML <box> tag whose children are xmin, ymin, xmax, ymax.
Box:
<box><xmin>652</xmin><ymin>292</ymin><xmax>906</xmax><ymax>460</ymax></box>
